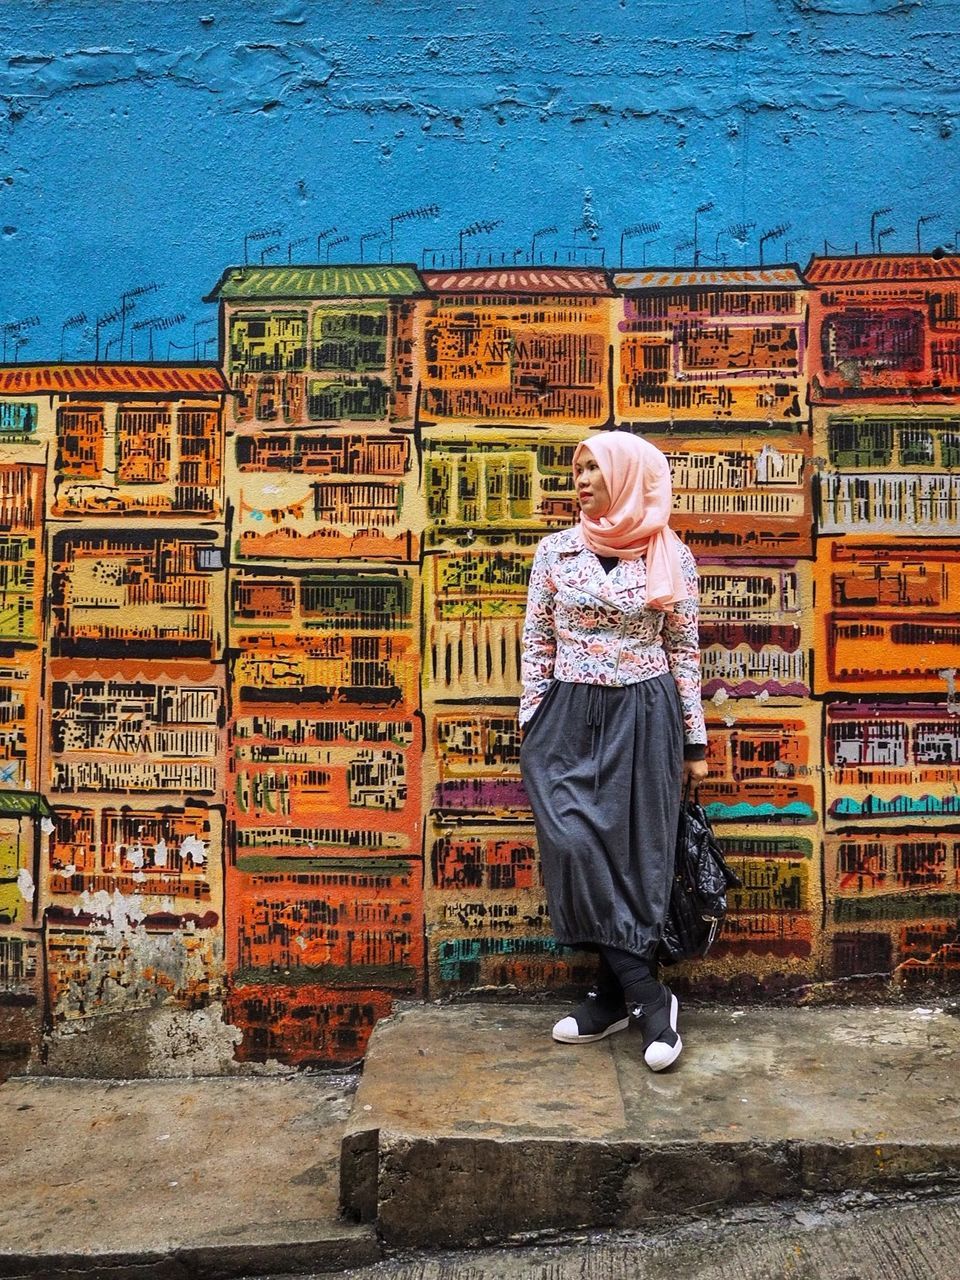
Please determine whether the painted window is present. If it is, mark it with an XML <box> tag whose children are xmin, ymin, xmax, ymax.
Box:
<box><xmin>230</xmin><ymin>312</ymin><xmax>307</xmax><ymax>373</ymax></box>
<box><xmin>118</xmin><ymin>407</ymin><xmax>172</xmax><ymax>483</ymax></box>
<box><xmin>311</xmin><ymin>306</ymin><xmax>388</xmax><ymax>373</ymax></box>
<box><xmin>0</xmin><ymin>402</ymin><xmax>37</xmax><ymax>435</ymax></box>
<box><xmin>56</xmin><ymin>405</ymin><xmax>104</xmax><ymax>477</ymax></box>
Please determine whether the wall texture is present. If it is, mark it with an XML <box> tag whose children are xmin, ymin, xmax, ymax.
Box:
<box><xmin>1</xmin><ymin>0</ymin><xmax>959</xmax><ymax>1072</ymax></box>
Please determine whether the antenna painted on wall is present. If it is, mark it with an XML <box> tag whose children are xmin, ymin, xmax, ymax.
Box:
<box><xmin>916</xmin><ymin>213</ymin><xmax>940</xmax><ymax>253</ymax></box>
<box><xmin>389</xmin><ymin>204</ymin><xmax>440</xmax><ymax>262</ymax></box>
<box><xmin>673</xmin><ymin>237</ymin><xmax>694</xmax><ymax>267</ymax></box>
<box><xmin>59</xmin><ymin>311</ymin><xmax>87</xmax><ymax>361</ymax></box>
<box><xmin>133</xmin><ymin>312</ymin><xmax>185</xmax><ymax>360</ymax></box>
<box><xmin>620</xmin><ymin>221</ymin><xmax>660</xmax><ymax>268</ymax></box>
<box><xmin>758</xmin><ymin>222</ymin><xmax>790</xmax><ymax>267</ymax></box>
<box><xmin>315</xmin><ymin>226</ymin><xmax>338</xmax><ymax>258</ymax></box>
<box><xmin>360</xmin><ymin>229</ymin><xmax>387</xmax><ymax>264</ymax></box>
<box><xmin>244</xmin><ymin>225</ymin><xmax>283</xmax><ymax>264</ymax></box>
<box><xmin>870</xmin><ymin>207</ymin><xmax>892</xmax><ymax>254</ymax></box>
<box><xmin>531</xmin><ymin>225</ymin><xmax>557</xmax><ymax>264</ymax></box>
<box><xmin>458</xmin><ymin>220</ymin><xmax>502</xmax><ymax>268</ymax></box>
<box><xmin>119</xmin><ymin>282</ymin><xmax>161</xmax><ymax>357</ymax></box>
<box><xmin>692</xmin><ymin>202</ymin><xmax>714</xmax><ymax>267</ymax></box>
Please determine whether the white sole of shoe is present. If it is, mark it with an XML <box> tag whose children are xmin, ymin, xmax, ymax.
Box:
<box><xmin>552</xmin><ymin>1015</ymin><xmax>630</xmax><ymax>1045</ymax></box>
<box><xmin>643</xmin><ymin>992</ymin><xmax>682</xmax><ymax>1071</ymax></box>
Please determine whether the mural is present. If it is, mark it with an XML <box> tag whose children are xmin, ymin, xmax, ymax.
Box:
<box><xmin>1</xmin><ymin>251</ymin><xmax>958</xmax><ymax>1066</ymax></box>
<box><xmin>1</xmin><ymin>0</ymin><xmax>959</xmax><ymax>1068</ymax></box>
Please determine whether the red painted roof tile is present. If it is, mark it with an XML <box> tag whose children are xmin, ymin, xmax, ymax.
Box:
<box><xmin>805</xmin><ymin>254</ymin><xmax>960</xmax><ymax>283</ymax></box>
<box><xmin>0</xmin><ymin>363</ymin><xmax>229</xmax><ymax>396</ymax></box>
<box><xmin>615</xmin><ymin>267</ymin><xmax>803</xmax><ymax>289</ymax></box>
<box><xmin>422</xmin><ymin>268</ymin><xmax>614</xmax><ymax>295</ymax></box>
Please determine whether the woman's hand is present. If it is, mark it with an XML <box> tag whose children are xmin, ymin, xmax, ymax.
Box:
<box><xmin>683</xmin><ymin>758</ymin><xmax>709</xmax><ymax>786</ymax></box>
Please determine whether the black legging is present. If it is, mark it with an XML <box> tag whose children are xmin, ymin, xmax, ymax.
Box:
<box><xmin>600</xmin><ymin>946</ymin><xmax>676</xmax><ymax>1046</ymax></box>
<box><xmin>599</xmin><ymin>945</ymin><xmax>661</xmax><ymax>1010</ymax></box>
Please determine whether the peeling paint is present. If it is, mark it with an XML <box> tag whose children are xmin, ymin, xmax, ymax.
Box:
<box><xmin>16</xmin><ymin>868</ymin><xmax>34</xmax><ymax>903</ymax></box>
<box><xmin>787</xmin><ymin>0</ymin><xmax>920</xmax><ymax>14</ymax></box>
<box><xmin>180</xmin><ymin>835</ymin><xmax>207</xmax><ymax>865</ymax></box>
<box><xmin>756</xmin><ymin>443</ymin><xmax>786</xmax><ymax>482</ymax></box>
<box><xmin>143</xmin><ymin>1003</ymin><xmax>245</xmax><ymax>1077</ymax></box>
<box><xmin>76</xmin><ymin>889</ymin><xmax>148</xmax><ymax>938</ymax></box>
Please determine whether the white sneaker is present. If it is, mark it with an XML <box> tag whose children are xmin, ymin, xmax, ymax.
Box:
<box><xmin>637</xmin><ymin>986</ymin><xmax>682</xmax><ymax>1071</ymax></box>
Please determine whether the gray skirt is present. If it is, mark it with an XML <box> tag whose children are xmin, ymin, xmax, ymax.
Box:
<box><xmin>519</xmin><ymin>675</ymin><xmax>684</xmax><ymax>958</ymax></box>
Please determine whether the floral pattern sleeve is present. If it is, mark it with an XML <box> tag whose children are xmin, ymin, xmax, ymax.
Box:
<box><xmin>661</xmin><ymin>545</ymin><xmax>708</xmax><ymax>757</ymax></box>
<box><xmin>519</xmin><ymin>540</ymin><xmax>557</xmax><ymax>726</ymax></box>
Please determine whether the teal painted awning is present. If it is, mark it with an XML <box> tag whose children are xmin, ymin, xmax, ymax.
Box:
<box><xmin>205</xmin><ymin>264</ymin><xmax>426</xmax><ymax>302</ymax></box>
<box><xmin>0</xmin><ymin>791</ymin><xmax>53</xmax><ymax>819</ymax></box>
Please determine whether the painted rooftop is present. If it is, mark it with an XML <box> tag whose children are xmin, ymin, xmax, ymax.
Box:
<box><xmin>0</xmin><ymin>790</ymin><xmax>53</xmax><ymax>818</ymax></box>
<box><xmin>805</xmin><ymin>254</ymin><xmax>960</xmax><ymax>283</ymax></box>
<box><xmin>422</xmin><ymin>268</ymin><xmax>614</xmax><ymax>295</ymax></box>
<box><xmin>205</xmin><ymin>264</ymin><xmax>426</xmax><ymax>301</ymax></box>
<box><xmin>614</xmin><ymin>267</ymin><xmax>804</xmax><ymax>290</ymax></box>
<box><xmin>0</xmin><ymin>364</ymin><xmax>229</xmax><ymax>395</ymax></box>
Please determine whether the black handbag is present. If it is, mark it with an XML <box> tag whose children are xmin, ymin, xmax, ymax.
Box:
<box><xmin>658</xmin><ymin>784</ymin><xmax>742</xmax><ymax>965</ymax></box>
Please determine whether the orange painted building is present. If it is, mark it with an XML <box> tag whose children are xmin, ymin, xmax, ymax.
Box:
<box><xmin>613</xmin><ymin>267</ymin><xmax>807</xmax><ymax>429</ymax></box>
<box><xmin>806</xmin><ymin>254</ymin><xmax>960</xmax><ymax>403</ymax></box>
<box><xmin>418</xmin><ymin>268</ymin><xmax>608</xmax><ymax>995</ymax></box>
<box><xmin>419</xmin><ymin>268</ymin><xmax>613</xmax><ymax>425</ymax></box>
<box><xmin>0</xmin><ymin>363</ymin><xmax>228</xmax><ymax>522</ymax></box>
<box><xmin>807</xmin><ymin>256</ymin><xmax>960</xmax><ymax>984</ymax></box>
<box><xmin>2</xmin><ymin>365</ymin><xmax>232</xmax><ymax>1024</ymax></box>
<box><xmin>206</xmin><ymin>267</ymin><xmax>426</xmax><ymax>1062</ymax></box>
<box><xmin>611</xmin><ymin>268</ymin><xmax>820</xmax><ymax>987</ymax></box>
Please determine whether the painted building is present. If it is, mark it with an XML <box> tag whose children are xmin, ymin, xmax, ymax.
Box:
<box><xmin>0</xmin><ymin>364</ymin><xmax>230</xmax><ymax>1038</ymax></box>
<box><xmin>0</xmin><ymin>380</ymin><xmax>50</xmax><ymax>1054</ymax></box>
<box><xmin>206</xmin><ymin>266</ymin><xmax>426</xmax><ymax>1063</ymax></box>
<box><xmin>612</xmin><ymin>269</ymin><xmax>819</xmax><ymax>980</ymax></box>
<box><xmin>419</xmin><ymin>267</ymin><xmax>613</xmax><ymax>995</ymax></box>
<box><xmin>807</xmin><ymin>255</ymin><xmax>960</xmax><ymax>984</ymax></box>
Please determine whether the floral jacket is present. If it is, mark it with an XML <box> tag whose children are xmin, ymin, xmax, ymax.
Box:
<box><xmin>519</xmin><ymin>525</ymin><xmax>708</xmax><ymax>757</ymax></box>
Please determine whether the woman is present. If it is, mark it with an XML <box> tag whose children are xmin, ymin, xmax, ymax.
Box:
<box><xmin>519</xmin><ymin>432</ymin><xmax>708</xmax><ymax>1072</ymax></box>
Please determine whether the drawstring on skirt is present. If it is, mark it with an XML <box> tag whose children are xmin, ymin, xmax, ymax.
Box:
<box><xmin>586</xmin><ymin>683</ymin><xmax>607</xmax><ymax>797</ymax></box>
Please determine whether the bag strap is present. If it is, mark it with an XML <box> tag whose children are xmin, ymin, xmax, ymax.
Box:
<box><xmin>684</xmin><ymin>781</ymin><xmax>706</xmax><ymax>809</ymax></box>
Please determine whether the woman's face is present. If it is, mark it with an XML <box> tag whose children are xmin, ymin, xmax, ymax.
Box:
<box><xmin>574</xmin><ymin>448</ymin><xmax>611</xmax><ymax>518</ymax></box>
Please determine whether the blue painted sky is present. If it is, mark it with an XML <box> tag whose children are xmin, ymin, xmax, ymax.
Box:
<box><xmin>2</xmin><ymin>0</ymin><xmax>959</xmax><ymax>361</ymax></box>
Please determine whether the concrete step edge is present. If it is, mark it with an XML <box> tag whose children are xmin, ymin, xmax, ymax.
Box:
<box><xmin>341</xmin><ymin>1128</ymin><xmax>960</xmax><ymax>1247</ymax></box>
<box><xmin>0</xmin><ymin>1225</ymin><xmax>381</xmax><ymax>1280</ymax></box>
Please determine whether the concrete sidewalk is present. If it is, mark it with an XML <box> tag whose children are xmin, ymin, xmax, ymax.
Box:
<box><xmin>0</xmin><ymin>1074</ymin><xmax>377</xmax><ymax>1279</ymax></box>
<box><xmin>342</xmin><ymin>1001</ymin><xmax>960</xmax><ymax>1246</ymax></box>
<box><xmin>2</xmin><ymin>1001</ymin><xmax>960</xmax><ymax>1277</ymax></box>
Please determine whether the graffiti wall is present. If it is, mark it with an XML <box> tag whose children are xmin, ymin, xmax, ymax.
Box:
<box><xmin>1</xmin><ymin>1</ymin><xmax>959</xmax><ymax>1069</ymax></box>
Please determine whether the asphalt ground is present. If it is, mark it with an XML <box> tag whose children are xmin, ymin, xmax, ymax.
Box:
<box><xmin>250</xmin><ymin>1188</ymin><xmax>960</xmax><ymax>1280</ymax></box>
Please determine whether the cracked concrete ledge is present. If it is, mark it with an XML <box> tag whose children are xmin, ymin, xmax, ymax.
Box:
<box><xmin>0</xmin><ymin>1076</ymin><xmax>378</xmax><ymax>1280</ymax></box>
<box><xmin>0</xmin><ymin>1233</ymin><xmax>379</xmax><ymax>1280</ymax></box>
<box><xmin>341</xmin><ymin>1003</ymin><xmax>960</xmax><ymax>1247</ymax></box>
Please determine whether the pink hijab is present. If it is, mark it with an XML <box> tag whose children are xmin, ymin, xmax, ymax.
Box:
<box><xmin>573</xmin><ymin>433</ymin><xmax>689</xmax><ymax>610</ymax></box>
